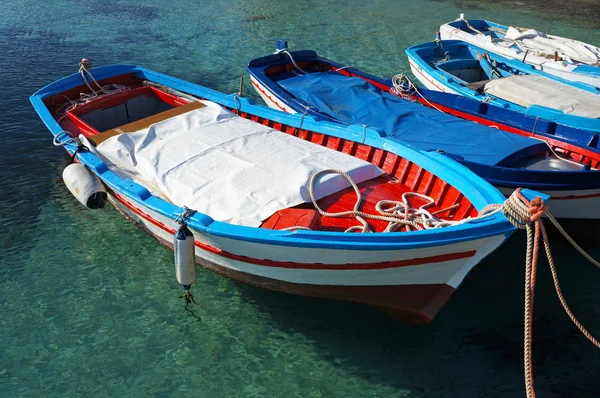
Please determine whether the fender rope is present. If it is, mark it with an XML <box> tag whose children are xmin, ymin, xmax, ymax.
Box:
<box><xmin>178</xmin><ymin>288</ymin><xmax>202</xmax><ymax>322</ymax></box>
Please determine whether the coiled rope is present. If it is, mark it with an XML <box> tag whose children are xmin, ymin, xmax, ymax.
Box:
<box><xmin>391</xmin><ymin>73</ymin><xmax>445</xmax><ymax>113</ymax></box>
<box><xmin>306</xmin><ymin>169</ymin><xmax>503</xmax><ymax>233</ymax></box>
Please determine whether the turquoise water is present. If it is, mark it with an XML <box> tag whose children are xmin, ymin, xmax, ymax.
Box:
<box><xmin>1</xmin><ymin>1</ymin><xmax>600</xmax><ymax>396</ymax></box>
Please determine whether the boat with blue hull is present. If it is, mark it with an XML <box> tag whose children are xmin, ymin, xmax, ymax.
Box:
<box><xmin>247</xmin><ymin>42</ymin><xmax>600</xmax><ymax>247</ymax></box>
<box><xmin>405</xmin><ymin>40</ymin><xmax>600</xmax><ymax>133</ymax></box>
<box><xmin>31</xmin><ymin>63</ymin><xmax>518</xmax><ymax>323</ymax></box>
<box><xmin>439</xmin><ymin>15</ymin><xmax>600</xmax><ymax>88</ymax></box>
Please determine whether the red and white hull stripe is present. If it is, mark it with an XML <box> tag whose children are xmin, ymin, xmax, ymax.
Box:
<box><xmin>249</xmin><ymin>75</ymin><xmax>297</xmax><ymax>113</ymax></box>
<box><xmin>109</xmin><ymin>192</ymin><xmax>506</xmax><ymax>323</ymax></box>
<box><xmin>497</xmin><ymin>186</ymin><xmax>600</xmax><ymax>220</ymax></box>
<box><xmin>408</xmin><ymin>60</ymin><xmax>459</xmax><ymax>94</ymax></box>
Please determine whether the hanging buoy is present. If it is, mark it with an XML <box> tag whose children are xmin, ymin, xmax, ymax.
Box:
<box><xmin>62</xmin><ymin>163</ymin><xmax>107</xmax><ymax>209</ymax></box>
<box><xmin>174</xmin><ymin>221</ymin><xmax>196</xmax><ymax>288</ymax></box>
<box><xmin>173</xmin><ymin>207</ymin><xmax>201</xmax><ymax>320</ymax></box>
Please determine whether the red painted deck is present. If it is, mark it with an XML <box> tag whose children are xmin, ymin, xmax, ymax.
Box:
<box><xmin>314</xmin><ymin>176</ymin><xmax>457</xmax><ymax>232</ymax></box>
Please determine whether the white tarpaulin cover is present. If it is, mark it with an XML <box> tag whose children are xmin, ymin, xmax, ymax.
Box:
<box><xmin>504</xmin><ymin>26</ymin><xmax>600</xmax><ymax>64</ymax></box>
<box><xmin>96</xmin><ymin>101</ymin><xmax>383</xmax><ymax>227</ymax></box>
<box><xmin>483</xmin><ymin>75</ymin><xmax>600</xmax><ymax>118</ymax></box>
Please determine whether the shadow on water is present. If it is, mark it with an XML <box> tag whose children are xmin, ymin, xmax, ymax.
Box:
<box><xmin>227</xmin><ymin>233</ymin><xmax>600</xmax><ymax>397</ymax></box>
<box><xmin>0</xmin><ymin>29</ymin><xmax>83</xmax><ymax>261</ymax></box>
<box><xmin>81</xmin><ymin>0</ymin><xmax>160</xmax><ymax>21</ymax></box>
<box><xmin>496</xmin><ymin>0</ymin><xmax>600</xmax><ymax>29</ymax></box>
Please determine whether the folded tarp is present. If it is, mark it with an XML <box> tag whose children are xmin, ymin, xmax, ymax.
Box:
<box><xmin>504</xmin><ymin>26</ymin><xmax>600</xmax><ymax>64</ymax></box>
<box><xmin>278</xmin><ymin>72</ymin><xmax>543</xmax><ymax>166</ymax></box>
<box><xmin>484</xmin><ymin>74</ymin><xmax>600</xmax><ymax>118</ymax></box>
<box><xmin>95</xmin><ymin>101</ymin><xmax>383</xmax><ymax>227</ymax></box>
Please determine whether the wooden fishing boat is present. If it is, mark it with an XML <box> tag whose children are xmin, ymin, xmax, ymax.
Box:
<box><xmin>246</xmin><ymin>41</ymin><xmax>600</xmax><ymax>247</ymax></box>
<box><xmin>405</xmin><ymin>40</ymin><xmax>600</xmax><ymax>133</ymax></box>
<box><xmin>440</xmin><ymin>14</ymin><xmax>600</xmax><ymax>88</ymax></box>
<box><xmin>31</xmin><ymin>63</ymin><xmax>518</xmax><ymax>323</ymax></box>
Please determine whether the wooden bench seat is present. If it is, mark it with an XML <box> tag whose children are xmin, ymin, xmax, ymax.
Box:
<box><xmin>88</xmin><ymin>100</ymin><xmax>206</xmax><ymax>146</ymax></box>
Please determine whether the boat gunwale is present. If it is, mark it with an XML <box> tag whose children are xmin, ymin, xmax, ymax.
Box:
<box><xmin>246</xmin><ymin>48</ymin><xmax>600</xmax><ymax>190</ymax></box>
<box><xmin>30</xmin><ymin>64</ymin><xmax>515</xmax><ymax>250</ymax></box>
<box><xmin>442</xmin><ymin>18</ymin><xmax>600</xmax><ymax>68</ymax></box>
<box><xmin>405</xmin><ymin>40</ymin><xmax>600</xmax><ymax>128</ymax></box>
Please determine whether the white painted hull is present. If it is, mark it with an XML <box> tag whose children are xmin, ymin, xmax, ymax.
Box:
<box><xmin>407</xmin><ymin>59</ymin><xmax>459</xmax><ymax>94</ymax></box>
<box><xmin>249</xmin><ymin>75</ymin><xmax>297</xmax><ymax>113</ymax></box>
<box><xmin>109</xmin><ymin>192</ymin><xmax>507</xmax><ymax>322</ymax></box>
<box><xmin>497</xmin><ymin>186</ymin><xmax>600</xmax><ymax>220</ymax></box>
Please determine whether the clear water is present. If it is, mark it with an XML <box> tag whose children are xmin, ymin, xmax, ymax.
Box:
<box><xmin>2</xmin><ymin>1</ymin><xmax>600</xmax><ymax>396</ymax></box>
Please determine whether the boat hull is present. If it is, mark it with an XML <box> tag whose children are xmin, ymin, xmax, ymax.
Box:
<box><xmin>251</xmin><ymin>66</ymin><xmax>600</xmax><ymax>229</ymax></box>
<box><xmin>405</xmin><ymin>40</ymin><xmax>600</xmax><ymax>133</ymax></box>
<box><xmin>109</xmin><ymin>191</ymin><xmax>507</xmax><ymax>324</ymax></box>
<box><xmin>249</xmin><ymin>75</ymin><xmax>298</xmax><ymax>113</ymax></box>
<box><xmin>31</xmin><ymin>63</ymin><xmax>519</xmax><ymax>323</ymax></box>
<box><xmin>407</xmin><ymin>59</ymin><xmax>459</xmax><ymax>94</ymax></box>
<box><xmin>497</xmin><ymin>186</ymin><xmax>600</xmax><ymax>247</ymax></box>
<box><xmin>439</xmin><ymin>21</ymin><xmax>600</xmax><ymax>88</ymax></box>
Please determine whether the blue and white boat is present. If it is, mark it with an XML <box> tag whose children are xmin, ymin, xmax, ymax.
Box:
<box><xmin>247</xmin><ymin>41</ymin><xmax>600</xmax><ymax>247</ymax></box>
<box><xmin>31</xmin><ymin>62</ymin><xmax>518</xmax><ymax>323</ymax></box>
<box><xmin>405</xmin><ymin>40</ymin><xmax>600</xmax><ymax>133</ymax></box>
<box><xmin>440</xmin><ymin>14</ymin><xmax>600</xmax><ymax>88</ymax></box>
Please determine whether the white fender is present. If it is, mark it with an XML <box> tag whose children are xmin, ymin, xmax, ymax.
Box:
<box><xmin>174</xmin><ymin>224</ymin><xmax>196</xmax><ymax>287</ymax></box>
<box><xmin>62</xmin><ymin>163</ymin><xmax>107</xmax><ymax>209</ymax></box>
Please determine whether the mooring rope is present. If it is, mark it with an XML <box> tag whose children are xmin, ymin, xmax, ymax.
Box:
<box><xmin>308</xmin><ymin>170</ymin><xmax>598</xmax><ymax>396</ymax></box>
<box><xmin>391</xmin><ymin>73</ymin><xmax>446</xmax><ymax>113</ymax></box>
<box><xmin>273</xmin><ymin>48</ymin><xmax>308</xmax><ymax>74</ymax></box>
<box><xmin>53</xmin><ymin>60</ymin><xmax>129</xmax><ymax>122</ymax></box>
<box><xmin>493</xmin><ymin>190</ymin><xmax>600</xmax><ymax>398</ymax></box>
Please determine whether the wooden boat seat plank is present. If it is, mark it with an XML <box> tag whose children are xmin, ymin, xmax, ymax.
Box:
<box><xmin>88</xmin><ymin>101</ymin><xmax>206</xmax><ymax>146</ymax></box>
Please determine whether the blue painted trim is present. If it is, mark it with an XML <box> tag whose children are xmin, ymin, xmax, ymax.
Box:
<box><xmin>247</xmin><ymin>46</ymin><xmax>600</xmax><ymax>191</ymax></box>
<box><xmin>31</xmin><ymin>64</ymin><xmax>515</xmax><ymax>251</ymax></box>
<box><xmin>405</xmin><ymin>40</ymin><xmax>600</xmax><ymax>132</ymax></box>
<box><xmin>445</xmin><ymin>19</ymin><xmax>600</xmax><ymax>80</ymax></box>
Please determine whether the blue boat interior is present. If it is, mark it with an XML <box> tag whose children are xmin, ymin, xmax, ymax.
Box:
<box><xmin>278</xmin><ymin>72</ymin><xmax>557</xmax><ymax>168</ymax></box>
<box><xmin>445</xmin><ymin>19</ymin><xmax>507</xmax><ymax>40</ymax></box>
<box><xmin>415</xmin><ymin>42</ymin><xmax>524</xmax><ymax>85</ymax></box>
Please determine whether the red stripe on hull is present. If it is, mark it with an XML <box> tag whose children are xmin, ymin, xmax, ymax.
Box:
<box><xmin>114</xmin><ymin>193</ymin><xmax>477</xmax><ymax>270</ymax></box>
<box><xmin>546</xmin><ymin>192</ymin><xmax>600</xmax><ymax>200</ymax></box>
<box><xmin>408</xmin><ymin>61</ymin><xmax>449</xmax><ymax>92</ymax></box>
<box><xmin>250</xmin><ymin>78</ymin><xmax>289</xmax><ymax>112</ymax></box>
<box><xmin>130</xmin><ymin>213</ymin><xmax>456</xmax><ymax>324</ymax></box>
<box><xmin>110</xmin><ymin>195</ymin><xmax>456</xmax><ymax>323</ymax></box>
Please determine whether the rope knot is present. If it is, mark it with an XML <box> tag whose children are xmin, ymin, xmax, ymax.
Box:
<box><xmin>528</xmin><ymin>196</ymin><xmax>546</xmax><ymax>223</ymax></box>
<box><xmin>500</xmin><ymin>189</ymin><xmax>547</xmax><ymax>229</ymax></box>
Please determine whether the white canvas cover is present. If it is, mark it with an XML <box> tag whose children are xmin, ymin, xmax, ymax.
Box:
<box><xmin>95</xmin><ymin>101</ymin><xmax>383</xmax><ymax>227</ymax></box>
<box><xmin>504</xmin><ymin>26</ymin><xmax>600</xmax><ymax>64</ymax></box>
<box><xmin>483</xmin><ymin>75</ymin><xmax>600</xmax><ymax>118</ymax></box>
